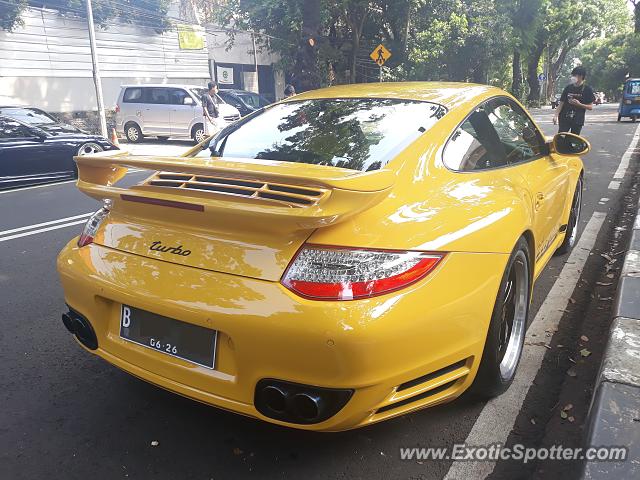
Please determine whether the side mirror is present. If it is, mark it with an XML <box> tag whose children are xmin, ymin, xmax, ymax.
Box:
<box><xmin>183</xmin><ymin>97</ymin><xmax>195</xmax><ymax>106</ymax></box>
<box><xmin>551</xmin><ymin>133</ymin><xmax>590</xmax><ymax>156</ymax></box>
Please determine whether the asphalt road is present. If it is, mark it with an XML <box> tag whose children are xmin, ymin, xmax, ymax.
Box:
<box><xmin>1</xmin><ymin>104</ymin><xmax>639</xmax><ymax>480</ymax></box>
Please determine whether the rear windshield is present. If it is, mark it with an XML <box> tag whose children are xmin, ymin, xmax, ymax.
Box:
<box><xmin>207</xmin><ymin>98</ymin><xmax>446</xmax><ymax>172</ymax></box>
<box><xmin>0</xmin><ymin>107</ymin><xmax>56</xmax><ymax>125</ymax></box>
<box><xmin>627</xmin><ymin>81</ymin><xmax>640</xmax><ymax>95</ymax></box>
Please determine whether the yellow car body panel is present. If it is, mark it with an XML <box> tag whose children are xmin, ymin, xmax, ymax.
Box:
<box><xmin>57</xmin><ymin>82</ymin><xmax>585</xmax><ymax>431</ymax></box>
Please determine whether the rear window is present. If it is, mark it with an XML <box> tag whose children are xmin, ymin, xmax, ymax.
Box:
<box><xmin>0</xmin><ymin>107</ymin><xmax>56</xmax><ymax>125</ymax></box>
<box><xmin>628</xmin><ymin>81</ymin><xmax>640</xmax><ymax>95</ymax></box>
<box><xmin>123</xmin><ymin>87</ymin><xmax>143</xmax><ymax>103</ymax></box>
<box><xmin>210</xmin><ymin>98</ymin><xmax>447</xmax><ymax>172</ymax></box>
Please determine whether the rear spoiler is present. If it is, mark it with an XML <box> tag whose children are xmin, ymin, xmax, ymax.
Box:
<box><xmin>74</xmin><ymin>152</ymin><xmax>396</xmax><ymax>230</ymax></box>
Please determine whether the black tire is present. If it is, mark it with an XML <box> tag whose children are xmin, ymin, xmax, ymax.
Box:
<box><xmin>632</xmin><ymin>116</ymin><xmax>637</xmax><ymax>123</ymax></box>
<box><xmin>617</xmin><ymin>114</ymin><xmax>622</xmax><ymax>122</ymax></box>
<box><xmin>157</xmin><ymin>136</ymin><xmax>169</xmax><ymax>141</ymax></box>
<box><xmin>192</xmin><ymin>123</ymin><xmax>206</xmax><ymax>144</ymax></box>
<box><xmin>125</xmin><ymin>122</ymin><xmax>143</xmax><ymax>143</ymax></box>
<box><xmin>556</xmin><ymin>176</ymin><xmax>583</xmax><ymax>255</ymax></box>
<box><xmin>471</xmin><ymin>237</ymin><xmax>530</xmax><ymax>398</ymax></box>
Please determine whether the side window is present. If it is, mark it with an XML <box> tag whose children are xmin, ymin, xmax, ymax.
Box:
<box><xmin>168</xmin><ymin>88</ymin><xmax>189</xmax><ymax>105</ymax></box>
<box><xmin>486</xmin><ymin>100</ymin><xmax>546</xmax><ymax>165</ymax></box>
<box><xmin>123</xmin><ymin>87</ymin><xmax>143</xmax><ymax>103</ymax></box>
<box><xmin>147</xmin><ymin>88</ymin><xmax>171</xmax><ymax>105</ymax></box>
<box><xmin>443</xmin><ymin>98</ymin><xmax>546</xmax><ymax>171</ymax></box>
<box><xmin>222</xmin><ymin>95</ymin><xmax>242</xmax><ymax>109</ymax></box>
<box><xmin>0</xmin><ymin>118</ymin><xmax>35</xmax><ymax>139</ymax></box>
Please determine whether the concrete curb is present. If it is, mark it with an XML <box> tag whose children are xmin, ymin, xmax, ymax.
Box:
<box><xmin>581</xmin><ymin>198</ymin><xmax>640</xmax><ymax>479</ymax></box>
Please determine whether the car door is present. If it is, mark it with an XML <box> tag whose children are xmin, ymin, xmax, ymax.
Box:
<box><xmin>143</xmin><ymin>87</ymin><xmax>173</xmax><ymax>136</ymax></box>
<box><xmin>0</xmin><ymin>117</ymin><xmax>71</xmax><ymax>189</ymax></box>
<box><xmin>485</xmin><ymin>98</ymin><xmax>569</xmax><ymax>262</ymax></box>
<box><xmin>168</xmin><ymin>88</ymin><xmax>197</xmax><ymax>137</ymax></box>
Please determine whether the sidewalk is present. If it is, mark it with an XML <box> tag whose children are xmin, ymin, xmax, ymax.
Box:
<box><xmin>581</xmin><ymin>145</ymin><xmax>640</xmax><ymax>478</ymax></box>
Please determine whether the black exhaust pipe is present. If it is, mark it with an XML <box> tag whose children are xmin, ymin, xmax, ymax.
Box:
<box><xmin>254</xmin><ymin>379</ymin><xmax>353</xmax><ymax>424</ymax></box>
<box><xmin>291</xmin><ymin>393</ymin><xmax>324</xmax><ymax>422</ymax></box>
<box><xmin>260</xmin><ymin>385</ymin><xmax>288</xmax><ymax>414</ymax></box>
<box><xmin>62</xmin><ymin>309</ymin><xmax>98</xmax><ymax>350</ymax></box>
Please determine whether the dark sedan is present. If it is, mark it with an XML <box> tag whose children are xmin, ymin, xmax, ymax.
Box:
<box><xmin>0</xmin><ymin>108</ymin><xmax>117</xmax><ymax>190</ymax></box>
<box><xmin>217</xmin><ymin>89</ymin><xmax>271</xmax><ymax>116</ymax></box>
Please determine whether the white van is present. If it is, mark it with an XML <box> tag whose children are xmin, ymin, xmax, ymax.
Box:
<box><xmin>115</xmin><ymin>84</ymin><xmax>241</xmax><ymax>144</ymax></box>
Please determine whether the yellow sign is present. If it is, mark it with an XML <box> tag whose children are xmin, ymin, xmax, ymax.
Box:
<box><xmin>177</xmin><ymin>25</ymin><xmax>205</xmax><ymax>50</ymax></box>
<box><xmin>370</xmin><ymin>44</ymin><xmax>391</xmax><ymax>66</ymax></box>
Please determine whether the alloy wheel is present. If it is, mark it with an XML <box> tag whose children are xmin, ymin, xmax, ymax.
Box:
<box><xmin>567</xmin><ymin>178</ymin><xmax>583</xmax><ymax>249</ymax></box>
<box><xmin>497</xmin><ymin>252</ymin><xmax>528</xmax><ymax>381</ymax></box>
<box><xmin>77</xmin><ymin>143</ymin><xmax>104</xmax><ymax>156</ymax></box>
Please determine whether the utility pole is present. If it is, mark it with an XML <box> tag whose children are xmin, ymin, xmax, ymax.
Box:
<box><xmin>85</xmin><ymin>0</ymin><xmax>107</xmax><ymax>138</ymax></box>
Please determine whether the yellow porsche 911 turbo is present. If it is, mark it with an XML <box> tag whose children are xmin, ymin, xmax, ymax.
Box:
<box><xmin>57</xmin><ymin>82</ymin><xmax>589</xmax><ymax>431</ymax></box>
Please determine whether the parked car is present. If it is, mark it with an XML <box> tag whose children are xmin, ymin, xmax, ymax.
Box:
<box><xmin>618</xmin><ymin>78</ymin><xmax>640</xmax><ymax>122</ymax></box>
<box><xmin>0</xmin><ymin>109</ymin><xmax>117</xmax><ymax>190</ymax></box>
<box><xmin>217</xmin><ymin>89</ymin><xmax>271</xmax><ymax>116</ymax></box>
<box><xmin>59</xmin><ymin>82</ymin><xmax>589</xmax><ymax>431</ymax></box>
<box><xmin>115</xmin><ymin>84</ymin><xmax>241</xmax><ymax>144</ymax></box>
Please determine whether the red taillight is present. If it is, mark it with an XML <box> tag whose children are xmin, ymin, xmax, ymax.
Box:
<box><xmin>77</xmin><ymin>205</ymin><xmax>110</xmax><ymax>247</ymax></box>
<box><xmin>281</xmin><ymin>245</ymin><xmax>444</xmax><ymax>300</ymax></box>
<box><xmin>115</xmin><ymin>104</ymin><xmax>120</xmax><ymax>113</ymax></box>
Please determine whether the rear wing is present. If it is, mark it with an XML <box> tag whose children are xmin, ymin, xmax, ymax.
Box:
<box><xmin>74</xmin><ymin>152</ymin><xmax>396</xmax><ymax>230</ymax></box>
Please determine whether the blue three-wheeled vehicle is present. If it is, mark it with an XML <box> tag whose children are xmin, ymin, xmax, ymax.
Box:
<box><xmin>618</xmin><ymin>78</ymin><xmax>640</xmax><ymax>122</ymax></box>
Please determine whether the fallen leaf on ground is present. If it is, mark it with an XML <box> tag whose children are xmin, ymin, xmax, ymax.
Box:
<box><xmin>580</xmin><ymin>335</ymin><xmax>589</xmax><ymax>342</ymax></box>
<box><xmin>580</xmin><ymin>348</ymin><xmax>591</xmax><ymax>357</ymax></box>
<box><xmin>151</xmin><ymin>441</ymin><xmax>159</xmax><ymax>447</ymax></box>
<box><xmin>567</xmin><ymin>368</ymin><xmax>577</xmax><ymax>377</ymax></box>
<box><xmin>563</xmin><ymin>404</ymin><xmax>573</xmax><ymax>411</ymax></box>
<box><xmin>568</xmin><ymin>416</ymin><xmax>575</xmax><ymax>423</ymax></box>
<box><xmin>233</xmin><ymin>447</ymin><xmax>243</xmax><ymax>455</ymax></box>
<box><xmin>560</xmin><ymin>410</ymin><xmax>568</xmax><ymax>419</ymax></box>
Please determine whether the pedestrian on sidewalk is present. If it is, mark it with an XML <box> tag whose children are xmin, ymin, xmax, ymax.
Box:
<box><xmin>553</xmin><ymin>66</ymin><xmax>595</xmax><ymax>135</ymax></box>
<box><xmin>201</xmin><ymin>81</ymin><xmax>220</xmax><ymax>137</ymax></box>
<box><xmin>284</xmin><ymin>84</ymin><xmax>296</xmax><ymax>98</ymax></box>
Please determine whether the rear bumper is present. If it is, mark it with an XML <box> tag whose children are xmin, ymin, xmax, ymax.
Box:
<box><xmin>57</xmin><ymin>241</ymin><xmax>508</xmax><ymax>431</ymax></box>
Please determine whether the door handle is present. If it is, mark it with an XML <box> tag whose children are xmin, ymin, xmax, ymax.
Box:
<box><xmin>536</xmin><ymin>192</ymin><xmax>544</xmax><ymax>201</ymax></box>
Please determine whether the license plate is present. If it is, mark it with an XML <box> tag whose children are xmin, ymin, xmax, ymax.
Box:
<box><xmin>120</xmin><ymin>305</ymin><xmax>217</xmax><ymax>369</ymax></box>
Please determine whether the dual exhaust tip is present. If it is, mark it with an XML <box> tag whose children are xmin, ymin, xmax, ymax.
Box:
<box><xmin>255</xmin><ymin>379</ymin><xmax>353</xmax><ymax>425</ymax></box>
<box><xmin>62</xmin><ymin>309</ymin><xmax>98</xmax><ymax>350</ymax></box>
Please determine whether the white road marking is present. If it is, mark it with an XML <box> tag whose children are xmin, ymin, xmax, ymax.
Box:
<box><xmin>608</xmin><ymin>180</ymin><xmax>621</xmax><ymax>190</ymax></box>
<box><xmin>444</xmin><ymin>211</ymin><xmax>607</xmax><ymax>480</ymax></box>
<box><xmin>0</xmin><ymin>213</ymin><xmax>92</xmax><ymax>237</ymax></box>
<box><xmin>0</xmin><ymin>180</ymin><xmax>77</xmax><ymax>195</ymax></box>
<box><xmin>612</xmin><ymin>123</ymin><xmax>640</xmax><ymax>180</ymax></box>
<box><xmin>0</xmin><ymin>219</ymin><xmax>88</xmax><ymax>243</ymax></box>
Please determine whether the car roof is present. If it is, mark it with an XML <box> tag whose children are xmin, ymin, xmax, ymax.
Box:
<box><xmin>290</xmin><ymin>82</ymin><xmax>505</xmax><ymax>110</ymax></box>
<box><xmin>119</xmin><ymin>84</ymin><xmax>205</xmax><ymax>89</ymax></box>
<box><xmin>0</xmin><ymin>105</ymin><xmax>40</xmax><ymax>109</ymax></box>
<box><xmin>219</xmin><ymin>89</ymin><xmax>258</xmax><ymax>95</ymax></box>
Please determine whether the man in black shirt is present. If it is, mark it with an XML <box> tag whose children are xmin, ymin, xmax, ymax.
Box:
<box><xmin>201</xmin><ymin>81</ymin><xmax>220</xmax><ymax>137</ymax></box>
<box><xmin>553</xmin><ymin>66</ymin><xmax>595</xmax><ymax>135</ymax></box>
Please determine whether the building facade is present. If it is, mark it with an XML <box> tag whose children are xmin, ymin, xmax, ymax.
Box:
<box><xmin>0</xmin><ymin>6</ymin><xmax>283</xmax><ymax>115</ymax></box>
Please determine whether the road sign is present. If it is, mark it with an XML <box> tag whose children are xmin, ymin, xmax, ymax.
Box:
<box><xmin>538</xmin><ymin>73</ymin><xmax>546</xmax><ymax>81</ymax></box>
<box><xmin>370</xmin><ymin>44</ymin><xmax>391</xmax><ymax>66</ymax></box>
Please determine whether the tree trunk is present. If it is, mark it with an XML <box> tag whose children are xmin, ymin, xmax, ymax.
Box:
<box><xmin>294</xmin><ymin>0</ymin><xmax>321</xmax><ymax>92</ymax></box>
<box><xmin>635</xmin><ymin>2</ymin><xmax>640</xmax><ymax>34</ymax></box>
<box><xmin>512</xmin><ymin>49</ymin><xmax>522</xmax><ymax>99</ymax></box>
<box><xmin>350</xmin><ymin>29</ymin><xmax>359</xmax><ymax>84</ymax></box>
<box><xmin>526</xmin><ymin>40</ymin><xmax>545</xmax><ymax>105</ymax></box>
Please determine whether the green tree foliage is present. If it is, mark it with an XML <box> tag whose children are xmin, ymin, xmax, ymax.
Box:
<box><xmin>0</xmin><ymin>0</ymin><xmax>172</xmax><ymax>32</ymax></box>
<box><xmin>576</xmin><ymin>33</ymin><xmax>640</xmax><ymax>98</ymax></box>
